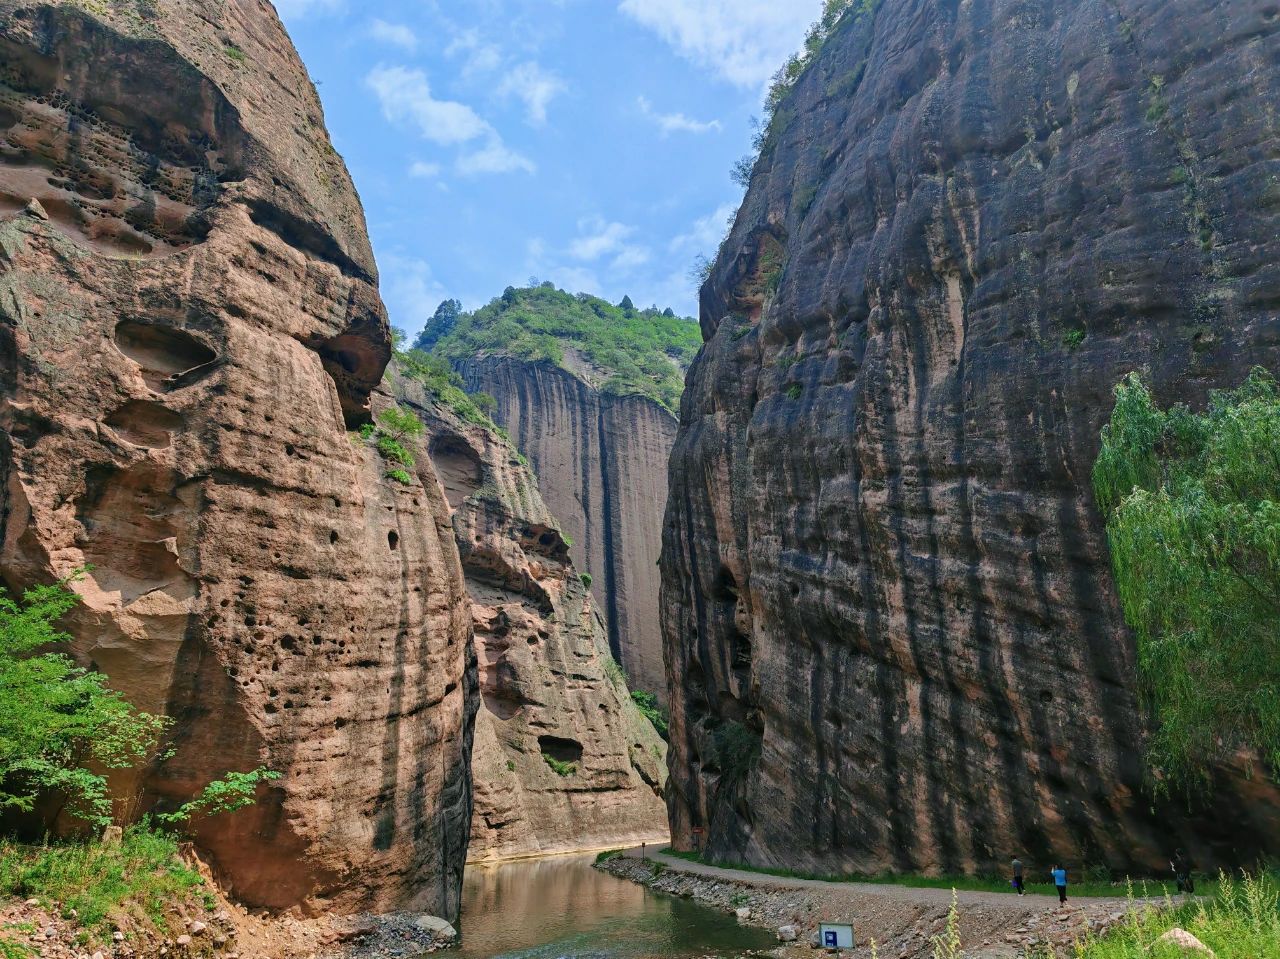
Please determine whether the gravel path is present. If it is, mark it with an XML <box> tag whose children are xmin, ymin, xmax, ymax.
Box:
<box><xmin>602</xmin><ymin>848</ymin><xmax>1154</xmax><ymax>958</ymax></box>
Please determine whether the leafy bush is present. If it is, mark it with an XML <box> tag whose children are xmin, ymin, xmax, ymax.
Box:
<box><xmin>631</xmin><ymin>691</ymin><xmax>668</xmax><ymax>740</ymax></box>
<box><xmin>542</xmin><ymin>754</ymin><xmax>577</xmax><ymax>777</ymax></box>
<box><xmin>1093</xmin><ymin>369</ymin><xmax>1280</xmax><ymax>789</ymax></box>
<box><xmin>0</xmin><ymin>577</ymin><xmax>279</xmax><ymax>832</ymax></box>
<box><xmin>602</xmin><ymin>656</ymin><xmax>624</xmax><ymax>687</ymax></box>
<box><xmin>358</xmin><ymin>403</ymin><xmax>425</xmax><ymax>481</ymax></box>
<box><xmin>0</xmin><ymin>577</ymin><xmax>167</xmax><ymax>826</ymax></box>
<box><xmin>580</xmin><ymin>573</ymin><xmax>593</xmax><ymax>589</ymax></box>
<box><xmin>396</xmin><ymin>349</ymin><xmax>501</xmax><ymax>429</ymax></box>
<box><xmin>429</xmin><ymin>285</ymin><xmax>700</xmax><ymax>413</ymax></box>
<box><xmin>1063</xmin><ymin>328</ymin><xmax>1087</xmax><ymax>349</ymax></box>
<box><xmin>153</xmin><ymin>768</ymin><xmax>281</xmax><ymax>828</ymax></box>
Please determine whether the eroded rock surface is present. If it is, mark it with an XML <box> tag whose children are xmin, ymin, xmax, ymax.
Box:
<box><xmin>664</xmin><ymin>0</ymin><xmax>1280</xmax><ymax>878</ymax></box>
<box><xmin>458</xmin><ymin>356</ymin><xmax>675</xmax><ymax>705</ymax></box>
<box><xmin>393</xmin><ymin>367</ymin><xmax>668</xmax><ymax>862</ymax></box>
<box><xmin>0</xmin><ymin>0</ymin><xmax>475</xmax><ymax>916</ymax></box>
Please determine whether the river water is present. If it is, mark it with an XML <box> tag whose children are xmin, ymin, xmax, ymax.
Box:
<box><xmin>443</xmin><ymin>854</ymin><xmax>775</xmax><ymax>959</ymax></box>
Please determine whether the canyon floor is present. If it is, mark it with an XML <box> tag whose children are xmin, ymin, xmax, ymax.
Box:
<box><xmin>601</xmin><ymin>848</ymin><xmax>1162</xmax><ymax>959</ymax></box>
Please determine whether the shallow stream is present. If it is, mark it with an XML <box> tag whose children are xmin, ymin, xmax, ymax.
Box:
<box><xmin>443</xmin><ymin>854</ymin><xmax>775</xmax><ymax>959</ymax></box>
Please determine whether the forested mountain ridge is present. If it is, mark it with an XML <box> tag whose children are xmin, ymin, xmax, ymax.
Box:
<box><xmin>419</xmin><ymin>284</ymin><xmax>700</xmax><ymax>414</ymax></box>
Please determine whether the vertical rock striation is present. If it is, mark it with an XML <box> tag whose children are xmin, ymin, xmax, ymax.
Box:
<box><xmin>664</xmin><ymin>0</ymin><xmax>1280</xmax><ymax>877</ymax></box>
<box><xmin>458</xmin><ymin>356</ymin><xmax>676</xmax><ymax>706</ymax></box>
<box><xmin>0</xmin><ymin>0</ymin><xmax>475</xmax><ymax>916</ymax></box>
<box><xmin>391</xmin><ymin>366</ymin><xmax>668</xmax><ymax>862</ymax></box>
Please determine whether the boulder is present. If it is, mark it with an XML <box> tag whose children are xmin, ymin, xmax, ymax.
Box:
<box><xmin>1154</xmin><ymin>929</ymin><xmax>1215</xmax><ymax>956</ymax></box>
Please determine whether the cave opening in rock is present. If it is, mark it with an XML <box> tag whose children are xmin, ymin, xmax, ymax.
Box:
<box><xmin>114</xmin><ymin>321</ymin><xmax>217</xmax><ymax>392</ymax></box>
<box><xmin>429</xmin><ymin>435</ymin><xmax>482</xmax><ymax>509</ymax></box>
<box><xmin>537</xmin><ymin>735</ymin><xmax>583</xmax><ymax>764</ymax></box>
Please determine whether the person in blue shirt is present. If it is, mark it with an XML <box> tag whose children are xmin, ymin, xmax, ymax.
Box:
<box><xmin>1051</xmin><ymin>864</ymin><xmax>1068</xmax><ymax>904</ymax></box>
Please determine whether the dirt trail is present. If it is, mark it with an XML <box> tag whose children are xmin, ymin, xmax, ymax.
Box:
<box><xmin>604</xmin><ymin>848</ymin><xmax>1150</xmax><ymax>958</ymax></box>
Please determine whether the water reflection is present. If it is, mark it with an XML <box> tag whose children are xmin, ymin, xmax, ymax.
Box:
<box><xmin>446</xmin><ymin>854</ymin><xmax>775</xmax><ymax>959</ymax></box>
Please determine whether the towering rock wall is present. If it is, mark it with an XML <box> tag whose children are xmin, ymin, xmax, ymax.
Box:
<box><xmin>0</xmin><ymin>1</ymin><xmax>475</xmax><ymax>917</ymax></box>
<box><xmin>458</xmin><ymin>356</ymin><xmax>675</xmax><ymax>706</ymax></box>
<box><xmin>392</xmin><ymin>366</ymin><xmax>668</xmax><ymax>862</ymax></box>
<box><xmin>664</xmin><ymin>0</ymin><xmax>1280</xmax><ymax>878</ymax></box>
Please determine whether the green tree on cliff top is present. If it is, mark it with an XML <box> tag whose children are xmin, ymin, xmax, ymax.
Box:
<box><xmin>1093</xmin><ymin>368</ymin><xmax>1280</xmax><ymax>792</ymax></box>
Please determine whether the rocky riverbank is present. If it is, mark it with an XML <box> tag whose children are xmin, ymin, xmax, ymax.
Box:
<box><xmin>598</xmin><ymin>854</ymin><xmax>1139</xmax><ymax>959</ymax></box>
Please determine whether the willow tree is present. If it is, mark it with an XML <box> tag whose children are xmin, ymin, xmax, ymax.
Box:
<box><xmin>1093</xmin><ymin>369</ymin><xmax>1280</xmax><ymax>792</ymax></box>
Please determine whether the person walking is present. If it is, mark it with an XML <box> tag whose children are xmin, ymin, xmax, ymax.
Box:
<box><xmin>1172</xmin><ymin>849</ymin><xmax>1195</xmax><ymax>895</ymax></box>
<box><xmin>1011</xmin><ymin>857</ymin><xmax>1025</xmax><ymax>896</ymax></box>
<box><xmin>1051</xmin><ymin>864</ymin><xmax>1068</xmax><ymax>905</ymax></box>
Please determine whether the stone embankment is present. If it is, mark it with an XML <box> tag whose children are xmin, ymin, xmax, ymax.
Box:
<box><xmin>600</xmin><ymin>853</ymin><xmax>1141</xmax><ymax>959</ymax></box>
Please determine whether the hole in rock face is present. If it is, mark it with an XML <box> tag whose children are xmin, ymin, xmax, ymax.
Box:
<box><xmin>103</xmin><ymin>400</ymin><xmax>184</xmax><ymax>448</ymax></box>
<box><xmin>387</xmin><ymin>531</ymin><xmax>399</xmax><ymax>551</ymax></box>
<box><xmin>114</xmin><ymin>321</ymin><xmax>217</xmax><ymax>391</ymax></box>
<box><xmin>537</xmin><ymin>735</ymin><xmax>584</xmax><ymax>764</ymax></box>
<box><xmin>1040</xmin><ymin>690</ymin><xmax>1054</xmax><ymax>704</ymax></box>
<box><xmin>428</xmin><ymin>435</ymin><xmax>482</xmax><ymax>509</ymax></box>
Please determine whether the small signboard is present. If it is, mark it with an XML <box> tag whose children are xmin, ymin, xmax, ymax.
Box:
<box><xmin>820</xmin><ymin>922</ymin><xmax>854</xmax><ymax>950</ymax></box>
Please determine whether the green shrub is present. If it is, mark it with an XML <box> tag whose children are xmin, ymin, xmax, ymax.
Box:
<box><xmin>223</xmin><ymin>45</ymin><xmax>245</xmax><ymax>63</ymax></box>
<box><xmin>542</xmin><ymin>754</ymin><xmax>577</xmax><ymax>777</ymax></box>
<box><xmin>594</xmin><ymin>849</ymin><xmax>622</xmax><ymax>864</ymax></box>
<box><xmin>385</xmin><ymin>469</ymin><xmax>413</xmax><ymax>485</ymax></box>
<box><xmin>580</xmin><ymin>573</ymin><xmax>593</xmax><ymax>589</ymax></box>
<box><xmin>602</xmin><ymin>656</ymin><xmax>624</xmax><ymax>687</ymax></box>
<box><xmin>630</xmin><ymin>691</ymin><xmax>668</xmax><ymax>739</ymax></box>
<box><xmin>785</xmin><ymin>383</ymin><xmax>803</xmax><ymax>400</ymax></box>
<box><xmin>0</xmin><ymin>577</ymin><xmax>168</xmax><ymax>826</ymax></box>
<box><xmin>1063</xmin><ymin>328</ymin><xmax>1086</xmax><ymax>349</ymax></box>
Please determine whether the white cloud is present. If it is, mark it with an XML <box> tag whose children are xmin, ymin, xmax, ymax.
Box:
<box><xmin>369</xmin><ymin>19</ymin><xmax>418</xmax><ymax>51</ymax></box>
<box><xmin>446</xmin><ymin>31</ymin><xmax>504</xmax><ymax>78</ymax></box>
<box><xmin>408</xmin><ymin>161</ymin><xmax>442</xmax><ymax>179</ymax></box>
<box><xmin>618</xmin><ymin>0</ymin><xmax>823</xmax><ymax>89</ymax></box>
<box><xmin>669</xmin><ymin>201</ymin><xmax>738</xmax><ymax>254</ymax></box>
<box><xmin>380</xmin><ymin>253</ymin><xmax>448</xmax><ymax>339</ymax></box>
<box><xmin>366</xmin><ymin>66</ymin><xmax>489</xmax><ymax>145</ymax></box>
<box><xmin>273</xmin><ymin>0</ymin><xmax>342</xmax><ymax>19</ymax></box>
<box><xmin>637</xmin><ymin>96</ymin><xmax>722</xmax><ymax>136</ymax></box>
<box><xmin>456</xmin><ymin>137</ymin><xmax>535</xmax><ymax>176</ymax></box>
<box><xmin>569</xmin><ymin>219</ymin><xmax>636</xmax><ymax>261</ymax></box>
<box><xmin>499</xmin><ymin>62</ymin><xmax>568</xmax><ymax>125</ymax></box>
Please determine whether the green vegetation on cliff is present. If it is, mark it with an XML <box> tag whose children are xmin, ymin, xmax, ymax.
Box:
<box><xmin>421</xmin><ymin>284</ymin><xmax>700</xmax><ymax>413</ymax></box>
<box><xmin>1093</xmin><ymin>368</ymin><xmax>1280</xmax><ymax>791</ymax></box>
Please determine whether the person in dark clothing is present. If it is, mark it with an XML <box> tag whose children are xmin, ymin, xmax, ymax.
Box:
<box><xmin>1052</xmin><ymin>864</ymin><xmax>1068</xmax><ymax>905</ymax></box>
<box><xmin>1011</xmin><ymin>858</ymin><xmax>1025</xmax><ymax>896</ymax></box>
<box><xmin>1172</xmin><ymin>849</ymin><xmax>1195</xmax><ymax>895</ymax></box>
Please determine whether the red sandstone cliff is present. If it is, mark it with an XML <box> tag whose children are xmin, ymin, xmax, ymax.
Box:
<box><xmin>0</xmin><ymin>0</ymin><xmax>475</xmax><ymax>917</ymax></box>
<box><xmin>457</xmin><ymin>357</ymin><xmax>676</xmax><ymax>706</ymax></box>
<box><xmin>391</xmin><ymin>366</ymin><xmax>669</xmax><ymax>862</ymax></box>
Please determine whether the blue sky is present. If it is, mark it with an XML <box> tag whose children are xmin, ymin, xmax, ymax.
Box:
<box><xmin>275</xmin><ymin>0</ymin><xmax>825</xmax><ymax>336</ymax></box>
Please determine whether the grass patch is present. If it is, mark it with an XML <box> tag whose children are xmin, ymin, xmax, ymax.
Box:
<box><xmin>594</xmin><ymin>849</ymin><xmax>623</xmax><ymax>865</ymax></box>
<box><xmin>660</xmin><ymin>848</ymin><xmax>1215</xmax><ymax>900</ymax></box>
<box><xmin>1048</xmin><ymin>871</ymin><xmax>1280</xmax><ymax>959</ymax></box>
<box><xmin>0</xmin><ymin>828</ymin><xmax>206</xmax><ymax>943</ymax></box>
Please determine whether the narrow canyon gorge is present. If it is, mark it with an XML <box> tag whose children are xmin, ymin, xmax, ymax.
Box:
<box><xmin>1</xmin><ymin>0</ymin><xmax>1278</xmax><ymax>956</ymax></box>
<box><xmin>455</xmin><ymin>355</ymin><xmax>677</xmax><ymax>705</ymax></box>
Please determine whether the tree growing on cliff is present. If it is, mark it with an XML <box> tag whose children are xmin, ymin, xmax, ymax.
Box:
<box><xmin>1093</xmin><ymin>369</ymin><xmax>1280</xmax><ymax>791</ymax></box>
<box><xmin>0</xmin><ymin>575</ymin><xmax>280</xmax><ymax>828</ymax></box>
<box><xmin>0</xmin><ymin>577</ymin><xmax>167</xmax><ymax>826</ymax></box>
